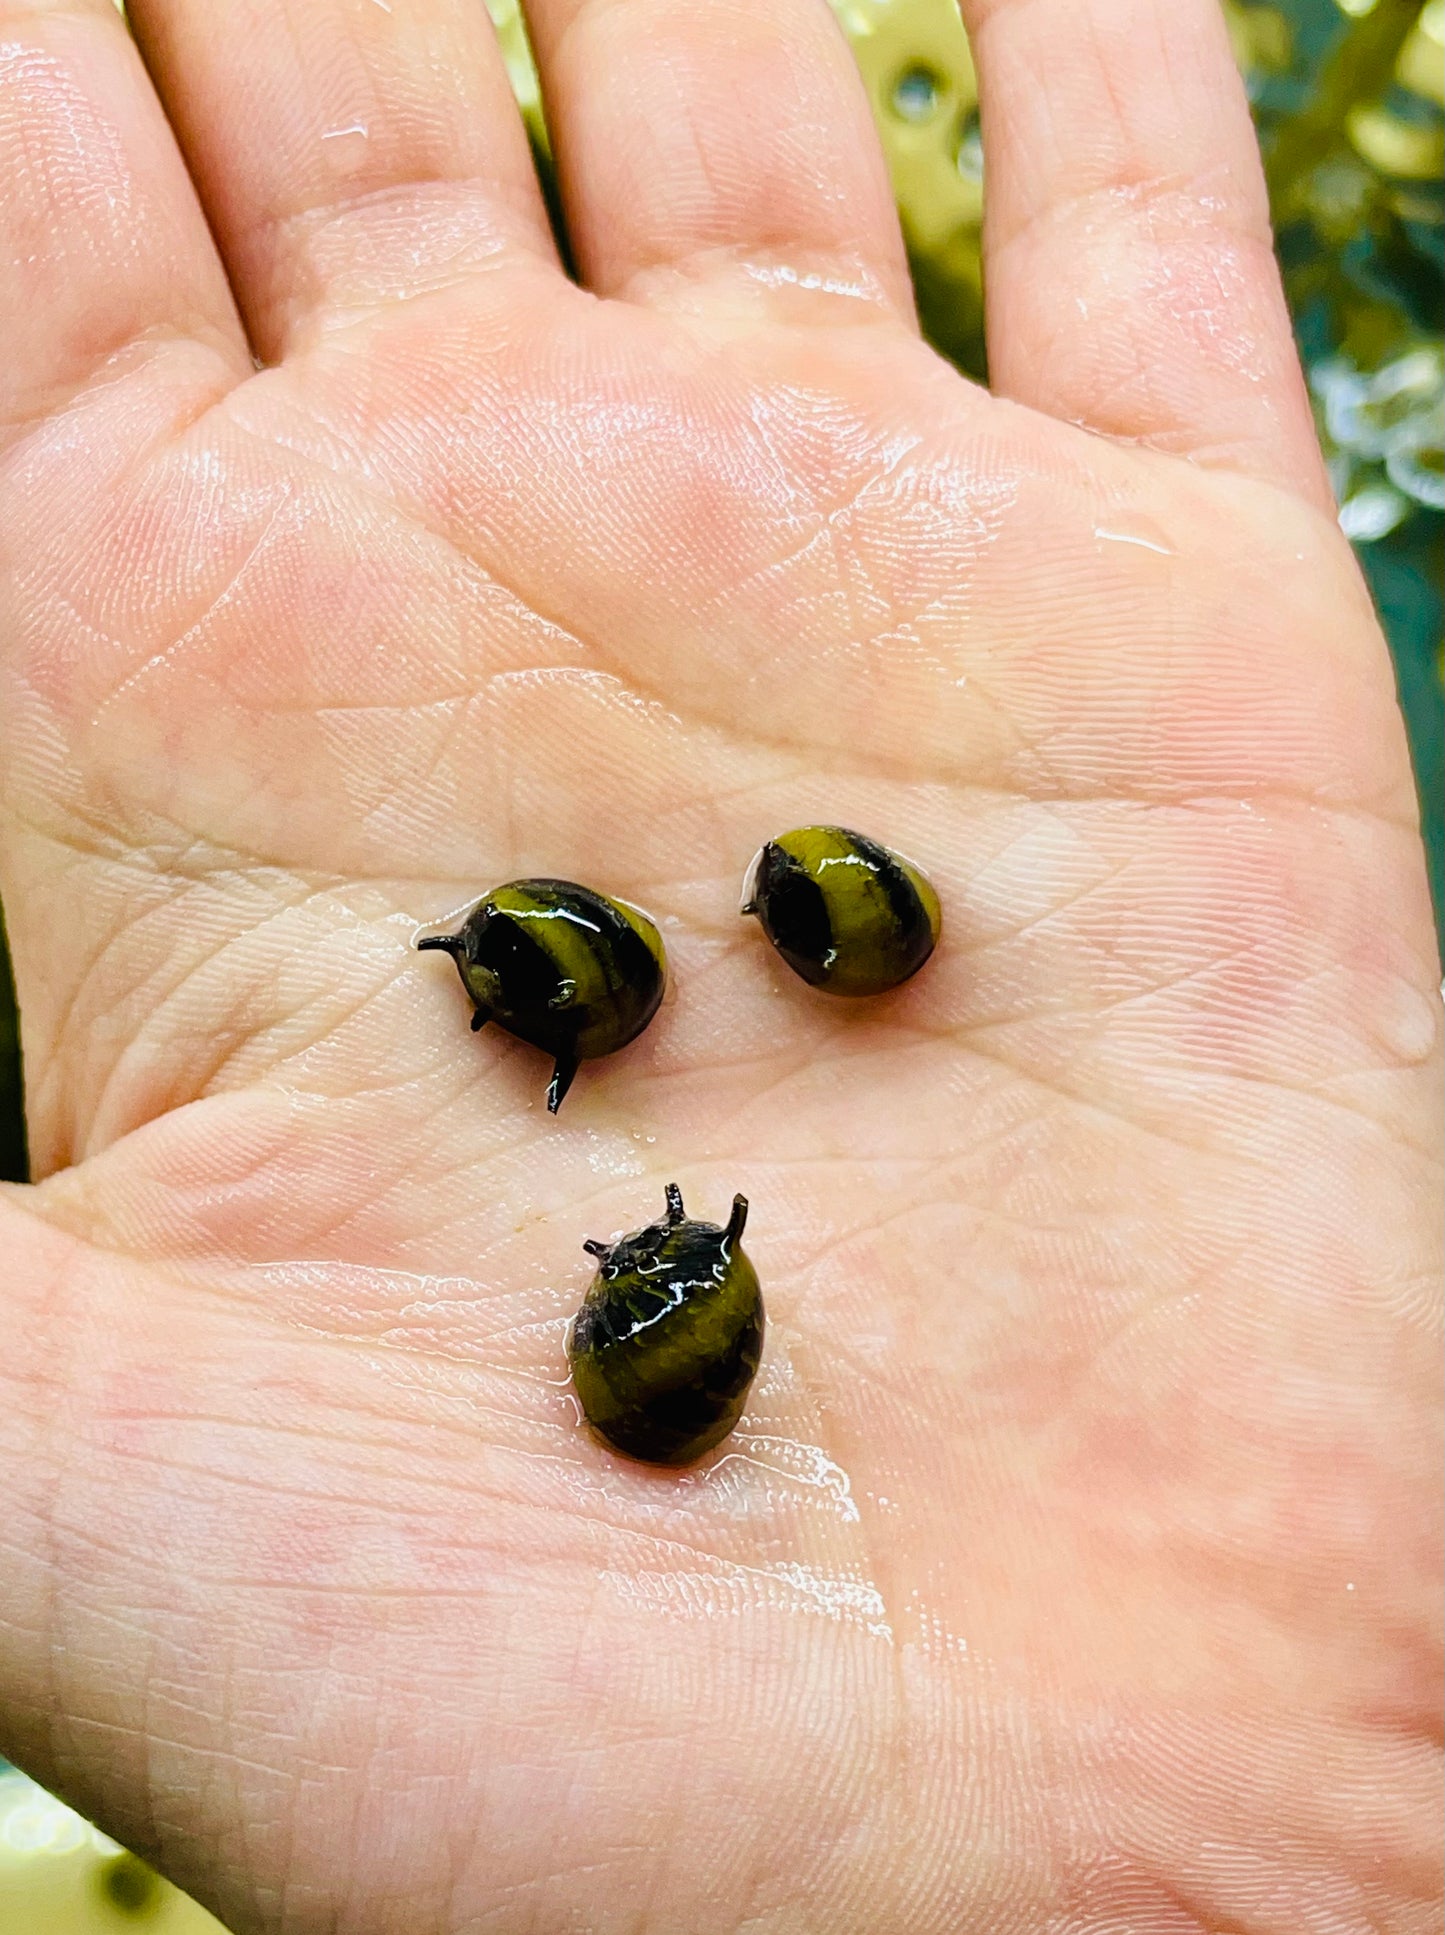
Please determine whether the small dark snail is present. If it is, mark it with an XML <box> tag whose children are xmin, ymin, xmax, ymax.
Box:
<box><xmin>418</xmin><ymin>878</ymin><xmax>666</xmax><ymax>1112</ymax></box>
<box><xmin>568</xmin><ymin>1184</ymin><xmax>764</xmax><ymax>1466</ymax></box>
<box><xmin>741</xmin><ymin>825</ymin><xmax>941</xmax><ymax>996</ymax></box>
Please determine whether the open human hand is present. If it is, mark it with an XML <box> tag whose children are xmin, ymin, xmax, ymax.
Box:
<box><xmin>0</xmin><ymin>0</ymin><xmax>1439</xmax><ymax>1929</ymax></box>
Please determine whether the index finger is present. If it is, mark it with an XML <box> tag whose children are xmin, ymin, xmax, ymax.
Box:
<box><xmin>962</xmin><ymin>0</ymin><xmax>1332</xmax><ymax>508</ymax></box>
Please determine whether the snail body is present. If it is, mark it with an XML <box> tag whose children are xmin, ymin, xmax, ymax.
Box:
<box><xmin>419</xmin><ymin>878</ymin><xmax>665</xmax><ymax>1112</ymax></box>
<box><xmin>742</xmin><ymin>825</ymin><xmax>940</xmax><ymax>996</ymax></box>
<box><xmin>568</xmin><ymin>1185</ymin><xmax>764</xmax><ymax>1465</ymax></box>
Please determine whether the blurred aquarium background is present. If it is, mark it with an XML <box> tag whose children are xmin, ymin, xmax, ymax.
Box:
<box><xmin>0</xmin><ymin>0</ymin><xmax>1440</xmax><ymax>1926</ymax></box>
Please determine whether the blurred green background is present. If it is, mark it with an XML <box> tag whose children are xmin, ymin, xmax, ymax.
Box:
<box><xmin>0</xmin><ymin>0</ymin><xmax>1441</xmax><ymax>1926</ymax></box>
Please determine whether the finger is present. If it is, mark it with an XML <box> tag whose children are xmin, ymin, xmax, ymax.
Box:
<box><xmin>961</xmin><ymin>0</ymin><xmax>1331</xmax><ymax>507</ymax></box>
<box><xmin>124</xmin><ymin>0</ymin><xmax>560</xmax><ymax>361</ymax></box>
<box><xmin>0</xmin><ymin>0</ymin><xmax>247</xmax><ymax>450</ymax></box>
<box><xmin>520</xmin><ymin>0</ymin><xmax>913</xmax><ymax>317</ymax></box>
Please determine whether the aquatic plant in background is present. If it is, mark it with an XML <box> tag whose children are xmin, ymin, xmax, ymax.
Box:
<box><xmin>1259</xmin><ymin>0</ymin><xmax>1443</xmax><ymax>925</ymax></box>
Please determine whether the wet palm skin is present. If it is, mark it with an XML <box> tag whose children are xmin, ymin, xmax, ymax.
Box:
<box><xmin>0</xmin><ymin>0</ymin><xmax>1438</xmax><ymax>1932</ymax></box>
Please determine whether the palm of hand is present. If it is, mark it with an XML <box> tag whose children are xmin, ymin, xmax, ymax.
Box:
<box><xmin>0</xmin><ymin>3</ymin><xmax>1438</xmax><ymax>1932</ymax></box>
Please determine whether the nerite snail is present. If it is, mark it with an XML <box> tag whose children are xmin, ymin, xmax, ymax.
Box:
<box><xmin>568</xmin><ymin>1184</ymin><xmax>764</xmax><ymax>1465</ymax></box>
<box><xmin>741</xmin><ymin>824</ymin><xmax>941</xmax><ymax>996</ymax></box>
<box><xmin>418</xmin><ymin>878</ymin><xmax>666</xmax><ymax>1112</ymax></box>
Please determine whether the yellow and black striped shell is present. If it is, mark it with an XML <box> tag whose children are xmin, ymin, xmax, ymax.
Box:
<box><xmin>569</xmin><ymin>1185</ymin><xmax>764</xmax><ymax>1465</ymax></box>
<box><xmin>418</xmin><ymin>879</ymin><xmax>666</xmax><ymax>1112</ymax></box>
<box><xmin>742</xmin><ymin>825</ymin><xmax>941</xmax><ymax>996</ymax></box>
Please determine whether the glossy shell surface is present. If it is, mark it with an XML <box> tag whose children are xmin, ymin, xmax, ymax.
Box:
<box><xmin>419</xmin><ymin>878</ymin><xmax>666</xmax><ymax>1110</ymax></box>
<box><xmin>568</xmin><ymin>1185</ymin><xmax>764</xmax><ymax>1465</ymax></box>
<box><xmin>742</xmin><ymin>825</ymin><xmax>941</xmax><ymax>995</ymax></box>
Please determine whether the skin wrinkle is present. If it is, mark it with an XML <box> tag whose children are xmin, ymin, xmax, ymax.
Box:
<box><xmin>18</xmin><ymin>719</ymin><xmax>1420</xmax><ymax>886</ymax></box>
<box><xmin>291</xmin><ymin>233</ymin><xmax>518</xmax><ymax>352</ymax></box>
<box><xmin>16</xmin><ymin>793</ymin><xmax>1431</xmax><ymax>1215</ymax></box>
<box><xmin>268</xmin><ymin>171</ymin><xmax>547</xmax><ymax>274</ymax></box>
<box><xmin>11</xmin><ymin>545</ymin><xmax>1415</xmax><ymax>1161</ymax></box>
<box><xmin>25</xmin><ymin>871</ymin><xmax>319</xmax><ymax>1166</ymax></box>
<box><xmin>38</xmin><ymin>870</ymin><xmax>1433</xmax><ymax>1213</ymax></box>
<box><xmin>1027</xmin><ymin>272</ymin><xmax>1281</xmax><ymax>443</ymax></box>
<box><xmin>81</xmin><ymin>1350</ymin><xmax>840</xmax><ymax>1573</ymax></box>
<box><xmin>1072</xmin><ymin>260</ymin><xmax>1285</xmax><ymax>421</ymax></box>
<box><xmin>87</xmin><ymin>489</ymin><xmax>300</xmax><ymax>724</ymax></box>
<box><xmin>235</xmin><ymin>363</ymin><xmax>982</xmax><ymax>696</ymax></box>
<box><xmin>990</xmin><ymin>165</ymin><xmax>1275</xmax><ymax>266</ymax></box>
<box><xmin>615</xmin><ymin>243</ymin><xmax>903</xmax><ymax>326</ymax></box>
<box><xmin>5</xmin><ymin>750</ymin><xmax>1423</xmax><ymax>1176</ymax></box>
<box><xmin>201</xmin><ymin>399</ymin><xmax>1009</xmax><ymax>786</ymax></box>
<box><xmin>1149</xmin><ymin>1061</ymin><xmax>1444</xmax><ymax>1170</ymax></box>
<box><xmin>0</xmin><ymin>319</ymin><xmax>239</xmax><ymax>453</ymax></box>
<box><xmin>11</xmin><ymin>334</ymin><xmax>1392</xmax><ymax>847</ymax></box>
<box><xmin>102</xmin><ymin>956</ymin><xmax>401</xmax><ymax>1146</ymax></box>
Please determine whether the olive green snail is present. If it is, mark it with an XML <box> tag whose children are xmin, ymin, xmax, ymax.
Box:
<box><xmin>418</xmin><ymin>878</ymin><xmax>666</xmax><ymax>1112</ymax></box>
<box><xmin>568</xmin><ymin>1184</ymin><xmax>764</xmax><ymax>1465</ymax></box>
<box><xmin>741</xmin><ymin>824</ymin><xmax>941</xmax><ymax>996</ymax></box>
